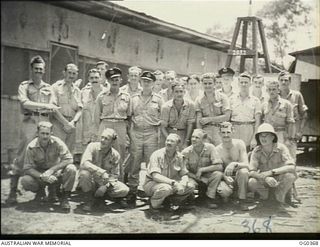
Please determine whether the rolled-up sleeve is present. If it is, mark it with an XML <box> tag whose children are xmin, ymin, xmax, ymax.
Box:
<box><xmin>249</xmin><ymin>148</ymin><xmax>260</xmax><ymax>171</ymax></box>
<box><xmin>280</xmin><ymin>145</ymin><xmax>295</xmax><ymax>166</ymax></box>
<box><xmin>220</xmin><ymin>93</ymin><xmax>230</xmax><ymax>113</ymax></box>
<box><xmin>187</xmin><ymin>102</ymin><xmax>196</xmax><ymax>124</ymax></box>
<box><xmin>18</xmin><ymin>83</ymin><xmax>29</xmax><ymax>105</ymax></box>
<box><xmin>23</xmin><ymin>146</ymin><xmax>35</xmax><ymax>171</ymax></box>
<box><xmin>210</xmin><ymin>146</ymin><xmax>223</xmax><ymax>165</ymax></box>
<box><xmin>57</xmin><ymin>139</ymin><xmax>73</xmax><ymax>164</ymax></box>
<box><xmin>147</xmin><ymin>152</ymin><xmax>161</xmax><ymax>176</ymax></box>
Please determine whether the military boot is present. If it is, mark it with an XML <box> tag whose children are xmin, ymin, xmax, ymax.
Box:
<box><xmin>82</xmin><ymin>192</ymin><xmax>95</xmax><ymax>212</ymax></box>
<box><xmin>34</xmin><ymin>186</ymin><xmax>47</xmax><ymax>202</ymax></box>
<box><xmin>5</xmin><ymin>175</ymin><xmax>20</xmax><ymax>205</ymax></box>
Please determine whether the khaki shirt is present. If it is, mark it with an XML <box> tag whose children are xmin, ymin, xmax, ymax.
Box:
<box><xmin>52</xmin><ymin>79</ymin><xmax>83</xmax><ymax>118</ymax></box>
<box><xmin>230</xmin><ymin>94</ymin><xmax>261</xmax><ymax>122</ymax></box>
<box><xmin>195</xmin><ymin>91</ymin><xmax>230</xmax><ymax>118</ymax></box>
<box><xmin>249</xmin><ymin>143</ymin><xmax>295</xmax><ymax>172</ymax></box>
<box><xmin>181</xmin><ymin>143</ymin><xmax>223</xmax><ymax>174</ymax></box>
<box><xmin>146</xmin><ymin>147</ymin><xmax>188</xmax><ymax>182</ymax></box>
<box><xmin>24</xmin><ymin>136</ymin><xmax>73</xmax><ymax>171</ymax></box>
<box><xmin>161</xmin><ymin>99</ymin><xmax>196</xmax><ymax>130</ymax></box>
<box><xmin>80</xmin><ymin>142</ymin><xmax>120</xmax><ymax>178</ymax></box>
<box><xmin>262</xmin><ymin>97</ymin><xmax>295</xmax><ymax>129</ymax></box>
<box><xmin>130</xmin><ymin>92</ymin><xmax>163</xmax><ymax>128</ymax></box>
<box><xmin>18</xmin><ymin>80</ymin><xmax>55</xmax><ymax>114</ymax></box>
<box><xmin>282</xmin><ymin>90</ymin><xmax>308</xmax><ymax>121</ymax></box>
<box><xmin>78</xmin><ymin>86</ymin><xmax>102</xmax><ymax>144</ymax></box>
<box><xmin>94</xmin><ymin>90</ymin><xmax>130</xmax><ymax>122</ymax></box>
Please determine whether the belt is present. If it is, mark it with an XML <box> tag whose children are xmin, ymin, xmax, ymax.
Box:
<box><xmin>133</xmin><ymin>124</ymin><xmax>158</xmax><ymax>131</ymax></box>
<box><xmin>231</xmin><ymin>121</ymin><xmax>255</xmax><ymax>125</ymax></box>
<box><xmin>101</xmin><ymin>118</ymin><xmax>127</xmax><ymax>122</ymax></box>
<box><xmin>24</xmin><ymin>112</ymin><xmax>49</xmax><ymax>117</ymax></box>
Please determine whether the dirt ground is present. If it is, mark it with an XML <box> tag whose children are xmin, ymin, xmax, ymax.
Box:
<box><xmin>1</xmin><ymin>165</ymin><xmax>320</xmax><ymax>234</ymax></box>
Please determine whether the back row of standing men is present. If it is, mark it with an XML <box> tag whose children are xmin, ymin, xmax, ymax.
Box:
<box><xmin>6</xmin><ymin>55</ymin><xmax>307</xmax><ymax>210</ymax></box>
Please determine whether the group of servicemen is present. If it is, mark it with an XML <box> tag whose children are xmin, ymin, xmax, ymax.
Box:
<box><xmin>5</xmin><ymin>54</ymin><xmax>308</xmax><ymax>213</ymax></box>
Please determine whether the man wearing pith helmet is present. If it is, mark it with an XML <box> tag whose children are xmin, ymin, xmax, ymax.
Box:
<box><xmin>248</xmin><ymin>123</ymin><xmax>297</xmax><ymax>210</ymax></box>
<box><xmin>127</xmin><ymin>70</ymin><xmax>164</xmax><ymax>206</ymax></box>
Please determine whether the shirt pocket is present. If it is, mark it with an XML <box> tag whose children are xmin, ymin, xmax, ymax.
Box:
<box><xmin>58</xmin><ymin>92</ymin><xmax>69</xmax><ymax>105</ymax></box>
<box><xmin>118</xmin><ymin>96</ymin><xmax>129</xmax><ymax>113</ymax></box>
<box><xmin>39</xmin><ymin>89</ymin><xmax>52</xmax><ymax>103</ymax></box>
<box><xmin>147</xmin><ymin>101</ymin><xmax>160</xmax><ymax>116</ymax></box>
<box><xmin>101</xmin><ymin>99</ymin><xmax>114</xmax><ymax>116</ymax></box>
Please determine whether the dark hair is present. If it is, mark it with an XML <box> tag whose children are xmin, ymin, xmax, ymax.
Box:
<box><xmin>186</xmin><ymin>74</ymin><xmax>200</xmax><ymax>83</ymax></box>
<box><xmin>30</xmin><ymin>55</ymin><xmax>45</xmax><ymax>68</ymax></box>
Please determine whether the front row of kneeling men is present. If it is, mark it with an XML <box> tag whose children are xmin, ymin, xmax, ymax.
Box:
<box><xmin>20</xmin><ymin>120</ymin><xmax>296</xmax><ymax>212</ymax></box>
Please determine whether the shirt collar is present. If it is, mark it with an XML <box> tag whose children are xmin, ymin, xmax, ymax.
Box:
<box><xmin>33</xmin><ymin>137</ymin><xmax>55</xmax><ymax>148</ymax></box>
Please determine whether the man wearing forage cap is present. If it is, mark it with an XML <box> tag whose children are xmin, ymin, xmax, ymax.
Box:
<box><xmin>218</xmin><ymin>67</ymin><xmax>236</xmax><ymax>98</ymax></box>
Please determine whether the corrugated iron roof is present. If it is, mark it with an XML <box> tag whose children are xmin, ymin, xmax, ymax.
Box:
<box><xmin>48</xmin><ymin>0</ymin><xmax>231</xmax><ymax>52</ymax></box>
<box><xmin>289</xmin><ymin>46</ymin><xmax>320</xmax><ymax>56</ymax></box>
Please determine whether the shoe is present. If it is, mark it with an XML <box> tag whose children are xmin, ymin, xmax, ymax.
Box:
<box><xmin>82</xmin><ymin>201</ymin><xmax>93</xmax><ymax>212</ymax></box>
<box><xmin>206</xmin><ymin>198</ymin><xmax>219</xmax><ymax>209</ymax></box>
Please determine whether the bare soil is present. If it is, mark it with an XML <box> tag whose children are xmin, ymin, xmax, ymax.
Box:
<box><xmin>1</xmin><ymin>166</ymin><xmax>320</xmax><ymax>234</ymax></box>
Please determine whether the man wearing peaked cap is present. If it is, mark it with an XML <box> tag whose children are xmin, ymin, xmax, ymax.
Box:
<box><xmin>127</xmin><ymin>69</ymin><xmax>164</xmax><ymax>206</ymax></box>
<box><xmin>229</xmin><ymin>71</ymin><xmax>261</xmax><ymax>151</ymax></box>
<box><xmin>94</xmin><ymin>66</ymin><xmax>130</xmax><ymax>182</ymax></box>
<box><xmin>218</xmin><ymin>67</ymin><xmax>235</xmax><ymax>76</ymax></box>
<box><xmin>141</xmin><ymin>71</ymin><xmax>156</xmax><ymax>81</ymax></box>
<box><xmin>120</xmin><ymin>66</ymin><xmax>142</xmax><ymax>96</ymax></box>
<box><xmin>218</xmin><ymin>67</ymin><xmax>235</xmax><ymax>97</ymax></box>
<box><xmin>105</xmin><ymin>67</ymin><xmax>122</xmax><ymax>79</ymax></box>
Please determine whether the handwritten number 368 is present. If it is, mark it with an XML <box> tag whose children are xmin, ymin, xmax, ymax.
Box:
<box><xmin>241</xmin><ymin>217</ymin><xmax>272</xmax><ymax>233</ymax></box>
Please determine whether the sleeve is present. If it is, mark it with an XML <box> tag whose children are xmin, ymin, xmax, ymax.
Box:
<box><xmin>74</xmin><ymin>89</ymin><xmax>83</xmax><ymax>108</ymax></box>
<box><xmin>221</xmin><ymin>93</ymin><xmax>231</xmax><ymax>113</ymax></box>
<box><xmin>187</xmin><ymin>102</ymin><xmax>196</xmax><ymax>124</ymax></box>
<box><xmin>181</xmin><ymin>149</ymin><xmax>190</xmax><ymax>171</ymax></box>
<box><xmin>281</xmin><ymin>145</ymin><xmax>295</xmax><ymax>166</ymax></box>
<box><xmin>49</xmin><ymin>86</ymin><xmax>58</xmax><ymax>105</ymax></box>
<box><xmin>210</xmin><ymin>145</ymin><xmax>223</xmax><ymax>165</ymax></box>
<box><xmin>249</xmin><ymin>148</ymin><xmax>260</xmax><ymax>171</ymax></box>
<box><xmin>93</xmin><ymin>96</ymin><xmax>103</xmax><ymax>129</ymax></box>
<box><xmin>126</xmin><ymin>96</ymin><xmax>131</xmax><ymax>117</ymax></box>
<box><xmin>80</xmin><ymin>143</ymin><xmax>94</xmax><ymax>167</ymax></box>
<box><xmin>58</xmin><ymin>139</ymin><xmax>73</xmax><ymax>164</ymax></box>
<box><xmin>194</xmin><ymin>98</ymin><xmax>201</xmax><ymax>113</ymax></box>
<box><xmin>23</xmin><ymin>146</ymin><xmax>36</xmax><ymax>170</ymax></box>
<box><xmin>285</xmin><ymin>101</ymin><xmax>295</xmax><ymax>124</ymax></box>
<box><xmin>297</xmin><ymin>92</ymin><xmax>308</xmax><ymax>116</ymax></box>
<box><xmin>147</xmin><ymin>152</ymin><xmax>161</xmax><ymax>176</ymax></box>
<box><xmin>179</xmin><ymin>157</ymin><xmax>189</xmax><ymax>177</ymax></box>
<box><xmin>17</xmin><ymin>83</ymin><xmax>29</xmax><ymax>105</ymax></box>
<box><xmin>160</xmin><ymin>104</ymin><xmax>170</xmax><ymax>127</ymax></box>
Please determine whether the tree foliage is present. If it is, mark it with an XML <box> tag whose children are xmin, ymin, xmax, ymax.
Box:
<box><xmin>257</xmin><ymin>0</ymin><xmax>312</xmax><ymax>65</ymax></box>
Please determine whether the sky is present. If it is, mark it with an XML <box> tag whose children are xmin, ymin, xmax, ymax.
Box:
<box><xmin>115</xmin><ymin>0</ymin><xmax>319</xmax><ymax>66</ymax></box>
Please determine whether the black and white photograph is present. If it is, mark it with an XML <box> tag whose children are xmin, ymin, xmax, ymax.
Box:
<box><xmin>1</xmin><ymin>0</ymin><xmax>319</xmax><ymax>237</ymax></box>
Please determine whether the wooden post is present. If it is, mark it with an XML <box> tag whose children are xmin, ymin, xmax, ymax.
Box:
<box><xmin>225</xmin><ymin>18</ymin><xmax>241</xmax><ymax>68</ymax></box>
<box><xmin>240</xmin><ymin>21</ymin><xmax>248</xmax><ymax>73</ymax></box>
<box><xmin>252</xmin><ymin>18</ymin><xmax>258</xmax><ymax>74</ymax></box>
<box><xmin>258</xmin><ymin>19</ymin><xmax>272</xmax><ymax>73</ymax></box>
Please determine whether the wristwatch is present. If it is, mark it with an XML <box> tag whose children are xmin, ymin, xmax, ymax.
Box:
<box><xmin>171</xmin><ymin>181</ymin><xmax>176</xmax><ymax>186</ymax></box>
<box><xmin>271</xmin><ymin>169</ymin><xmax>277</xmax><ymax>176</ymax></box>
